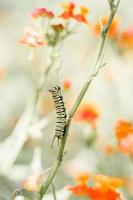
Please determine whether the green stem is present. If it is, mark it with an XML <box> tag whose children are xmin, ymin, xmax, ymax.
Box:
<box><xmin>37</xmin><ymin>118</ymin><xmax>71</xmax><ymax>200</ymax></box>
<box><xmin>70</xmin><ymin>0</ymin><xmax>120</xmax><ymax>118</ymax></box>
<box><xmin>51</xmin><ymin>183</ymin><xmax>57</xmax><ymax>200</ymax></box>
<box><xmin>70</xmin><ymin>80</ymin><xmax>92</xmax><ymax>118</ymax></box>
<box><xmin>37</xmin><ymin>1</ymin><xmax>120</xmax><ymax>199</ymax></box>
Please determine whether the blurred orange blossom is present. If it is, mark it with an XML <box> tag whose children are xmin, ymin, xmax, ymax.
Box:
<box><xmin>60</xmin><ymin>2</ymin><xmax>89</xmax><ymax>24</ymax></box>
<box><xmin>63</xmin><ymin>79</ymin><xmax>72</xmax><ymax>90</ymax></box>
<box><xmin>93</xmin><ymin>16</ymin><xmax>119</xmax><ymax>38</ymax></box>
<box><xmin>68</xmin><ymin>173</ymin><xmax>124</xmax><ymax>200</ymax></box>
<box><xmin>68</xmin><ymin>172</ymin><xmax>123</xmax><ymax>200</ymax></box>
<box><xmin>115</xmin><ymin>119</ymin><xmax>133</xmax><ymax>141</ymax></box>
<box><xmin>117</xmin><ymin>26</ymin><xmax>133</xmax><ymax>50</ymax></box>
<box><xmin>74</xmin><ymin>103</ymin><xmax>99</xmax><ymax>126</ymax></box>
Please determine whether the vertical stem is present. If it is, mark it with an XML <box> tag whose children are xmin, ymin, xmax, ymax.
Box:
<box><xmin>51</xmin><ymin>183</ymin><xmax>57</xmax><ymax>200</ymax></box>
<box><xmin>37</xmin><ymin>119</ymin><xmax>71</xmax><ymax>200</ymax></box>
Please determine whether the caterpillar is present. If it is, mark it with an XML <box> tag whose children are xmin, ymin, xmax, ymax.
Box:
<box><xmin>49</xmin><ymin>85</ymin><xmax>67</xmax><ymax>147</ymax></box>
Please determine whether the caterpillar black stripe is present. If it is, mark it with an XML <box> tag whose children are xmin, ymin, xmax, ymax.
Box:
<box><xmin>49</xmin><ymin>86</ymin><xmax>67</xmax><ymax>147</ymax></box>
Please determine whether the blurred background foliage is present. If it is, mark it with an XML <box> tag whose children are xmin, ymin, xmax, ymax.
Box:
<box><xmin>0</xmin><ymin>0</ymin><xmax>133</xmax><ymax>199</ymax></box>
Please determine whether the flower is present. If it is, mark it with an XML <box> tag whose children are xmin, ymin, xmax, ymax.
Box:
<box><xmin>93</xmin><ymin>16</ymin><xmax>119</xmax><ymax>37</ymax></box>
<box><xmin>19</xmin><ymin>27</ymin><xmax>46</xmax><ymax>47</ymax></box>
<box><xmin>60</xmin><ymin>2</ymin><xmax>75</xmax><ymax>19</ymax></box>
<box><xmin>115</xmin><ymin>120</ymin><xmax>133</xmax><ymax>156</ymax></box>
<box><xmin>87</xmin><ymin>187</ymin><xmax>122</xmax><ymax>200</ymax></box>
<box><xmin>31</xmin><ymin>8</ymin><xmax>54</xmax><ymax>19</ymax></box>
<box><xmin>68</xmin><ymin>172</ymin><xmax>90</xmax><ymax>196</ymax></box>
<box><xmin>68</xmin><ymin>184</ymin><xmax>90</xmax><ymax>196</ymax></box>
<box><xmin>117</xmin><ymin>26</ymin><xmax>133</xmax><ymax>50</ymax></box>
<box><xmin>74</xmin><ymin>103</ymin><xmax>99</xmax><ymax>125</ymax></box>
<box><xmin>63</xmin><ymin>79</ymin><xmax>72</xmax><ymax>90</ymax></box>
<box><xmin>115</xmin><ymin>119</ymin><xmax>133</xmax><ymax>141</ymax></box>
<box><xmin>68</xmin><ymin>172</ymin><xmax>123</xmax><ymax>200</ymax></box>
<box><xmin>59</xmin><ymin>2</ymin><xmax>89</xmax><ymax>24</ymax></box>
<box><xmin>74</xmin><ymin>6</ymin><xmax>89</xmax><ymax>24</ymax></box>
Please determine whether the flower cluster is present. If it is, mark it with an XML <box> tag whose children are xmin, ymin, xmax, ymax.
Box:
<box><xmin>60</xmin><ymin>2</ymin><xmax>89</xmax><ymax>24</ymax></box>
<box><xmin>19</xmin><ymin>2</ymin><xmax>90</xmax><ymax>48</ymax></box>
<box><xmin>68</xmin><ymin>172</ymin><xmax>123</xmax><ymax>200</ymax></box>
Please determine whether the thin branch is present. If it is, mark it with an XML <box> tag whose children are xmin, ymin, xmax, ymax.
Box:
<box><xmin>51</xmin><ymin>183</ymin><xmax>57</xmax><ymax>200</ymax></box>
<box><xmin>37</xmin><ymin>0</ymin><xmax>120</xmax><ymax>199</ymax></box>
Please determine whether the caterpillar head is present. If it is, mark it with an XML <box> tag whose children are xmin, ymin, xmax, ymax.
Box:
<box><xmin>48</xmin><ymin>85</ymin><xmax>60</xmax><ymax>92</ymax></box>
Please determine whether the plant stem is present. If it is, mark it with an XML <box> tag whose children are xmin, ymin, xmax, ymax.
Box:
<box><xmin>37</xmin><ymin>118</ymin><xmax>71</xmax><ymax>200</ymax></box>
<box><xmin>51</xmin><ymin>183</ymin><xmax>57</xmax><ymax>200</ymax></box>
<box><xmin>37</xmin><ymin>1</ymin><xmax>120</xmax><ymax>199</ymax></box>
<box><xmin>70</xmin><ymin>0</ymin><xmax>120</xmax><ymax>118</ymax></box>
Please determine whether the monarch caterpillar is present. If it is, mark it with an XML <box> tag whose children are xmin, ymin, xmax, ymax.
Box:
<box><xmin>49</xmin><ymin>85</ymin><xmax>67</xmax><ymax>147</ymax></box>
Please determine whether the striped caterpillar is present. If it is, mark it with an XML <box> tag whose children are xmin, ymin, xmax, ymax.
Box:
<box><xmin>49</xmin><ymin>85</ymin><xmax>67</xmax><ymax>147</ymax></box>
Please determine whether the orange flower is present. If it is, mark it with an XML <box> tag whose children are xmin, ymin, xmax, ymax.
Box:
<box><xmin>59</xmin><ymin>2</ymin><xmax>89</xmax><ymax>24</ymax></box>
<box><xmin>74</xmin><ymin>6</ymin><xmax>89</xmax><ymax>24</ymax></box>
<box><xmin>19</xmin><ymin>27</ymin><xmax>46</xmax><ymax>47</ymax></box>
<box><xmin>68</xmin><ymin>173</ymin><xmax>123</xmax><ymax>200</ymax></box>
<box><xmin>74</xmin><ymin>103</ymin><xmax>99</xmax><ymax>125</ymax></box>
<box><xmin>68</xmin><ymin>172</ymin><xmax>90</xmax><ymax>196</ymax></box>
<box><xmin>93</xmin><ymin>16</ymin><xmax>119</xmax><ymax>37</ymax></box>
<box><xmin>68</xmin><ymin>184</ymin><xmax>90</xmax><ymax>196</ymax></box>
<box><xmin>117</xmin><ymin>26</ymin><xmax>133</xmax><ymax>50</ymax></box>
<box><xmin>60</xmin><ymin>2</ymin><xmax>75</xmax><ymax>19</ymax></box>
<box><xmin>23</xmin><ymin>175</ymin><xmax>40</xmax><ymax>192</ymax></box>
<box><xmin>31</xmin><ymin>8</ymin><xmax>54</xmax><ymax>19</ymax></box>
<box><xmin>63</xmin><ymin>79</ymin><xmax>72</xmax><ymax>90</ymax></box>
<box><xmin>115</xmin><ymin>119</ymin><xmax>133</xmax><ymax>141</ymax></box>
<box><xmin>87</xmin><ymin>187</ymin><xmax>122</xmax><ymax>200</ymax></box>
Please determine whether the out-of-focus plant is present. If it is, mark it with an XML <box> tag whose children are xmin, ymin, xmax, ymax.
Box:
<box><xmin>68</xmin><ymin>172</ymin><xmax>124</xmax><ymax>200</ymax></box>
